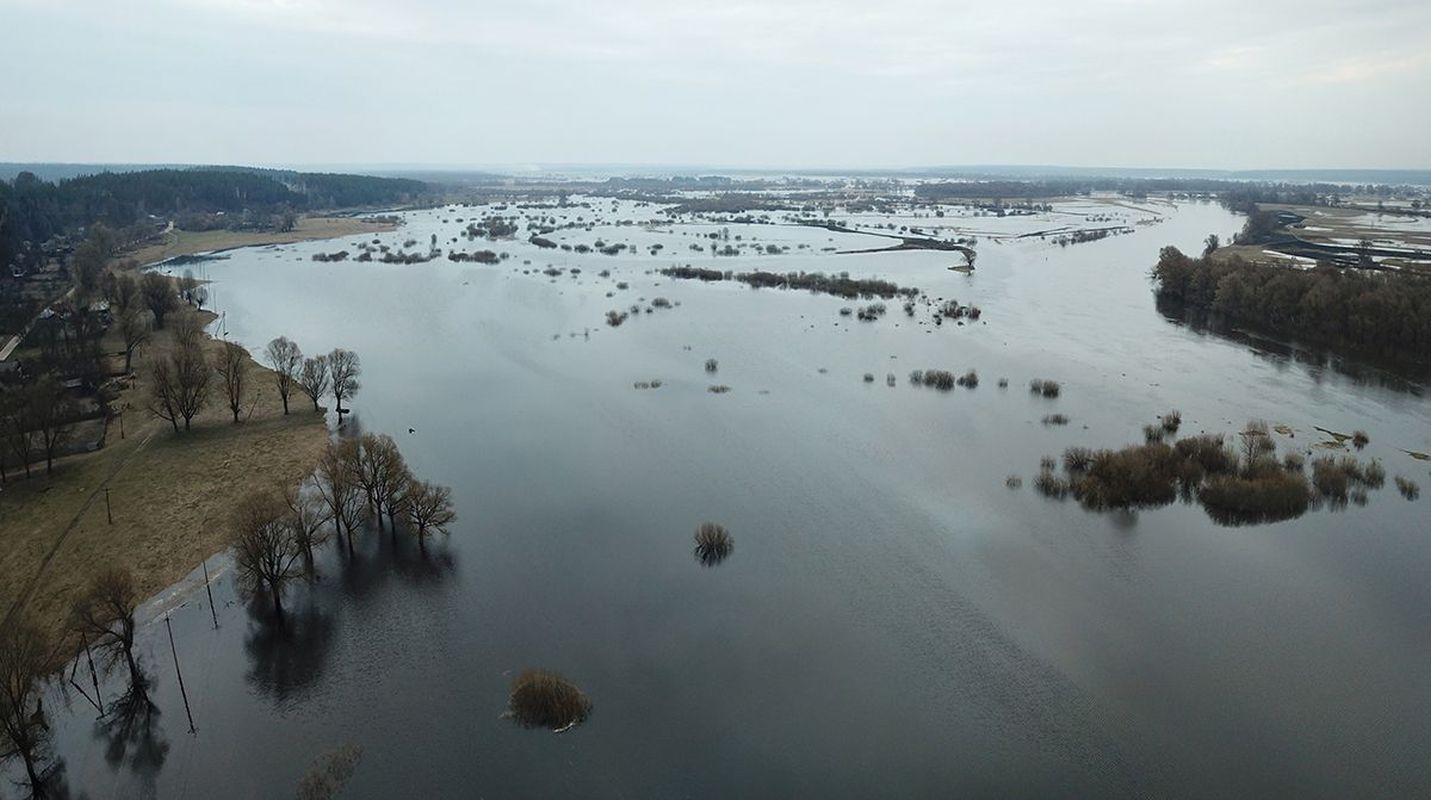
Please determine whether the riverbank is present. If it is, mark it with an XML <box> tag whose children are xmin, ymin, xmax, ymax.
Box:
<box><xmin>124</xmin><ymin>214</ymin><xmax>400</xmax><ymax>267</ymax></box>
<box><xmin>0</xmin><ymin>311</ymin><xmax>330</xmax><ymax>666</ymax></box>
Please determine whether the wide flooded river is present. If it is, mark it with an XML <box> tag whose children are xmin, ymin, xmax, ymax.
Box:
<box><xmin>24</xmin><ymin>196</ymin><xmax>1431</xmax><ymax>797</ymax></box>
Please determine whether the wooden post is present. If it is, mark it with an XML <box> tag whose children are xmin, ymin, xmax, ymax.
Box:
<box><xmin>105</xmin><ymin>488</ymin><xmax>113</xmax><ymax>525</ymax></box>
<box><xmin>165</xmin><ymin>616</ymin><xmax>196</xmax><ymax>734</ymax></box>
<box><xmin>119</xmin><ymin>408</ymin><xmax>125</xmax><ymax>440</ymax></box>
<box><xmin>202</xmin><ymin>559</ymin><xmax>218</xmax><ymax>629</ymax></box>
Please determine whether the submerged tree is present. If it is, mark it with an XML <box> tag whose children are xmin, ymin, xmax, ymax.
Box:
<box><xmin>354</xmin><ymin>434</ymin><xmax>408</xmax><ymax>532</ymax></box>
<box><xmin>0</xmin><ymin>620</ymin><xmax>55</xmax><ymax>795</ymax></box>
<box><xmin>298</xmin><ymin>355</ymin><xmax>330</xmax><ymax>413</ymax></box>
<box><xmin>231</xmin><ymin>490</ymin><xmax>304</xmax><ymax>619</ymax></box>
<box><xmin>327</xmin><ymin>348</ymin><xmax>361</xmax><ymax>419</ymax></box>
<box><xmin>405</xmin><ymin>478</ymin><xmax>456</xmax><ymax>553</ymax></box>
<box><xmin>264</xmin><ymin>336</ymin><xmax>303</xmax><ymax>415</ymax></box>
<box><xmin>314</xmin><ymin>439</ymin><xmax>364</xmax><ymax>552</ymax></box>
<box><xmin>70</xmin><ymin>568</ymin><xmax>146</xmax><ymax>693</ymax></box>
<box><xmin>284</xmin><ymin>478</ymin><xmax>332</xmax><ymax>576</ymax></box>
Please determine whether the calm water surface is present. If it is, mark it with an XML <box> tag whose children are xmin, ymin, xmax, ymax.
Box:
<box><xmin>22</xmin><ymin>197</ymin><xmax>1431</xmax><ymax>798</ymax></box>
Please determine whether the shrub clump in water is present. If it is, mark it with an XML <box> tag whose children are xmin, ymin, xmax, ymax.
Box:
<box><xmin>1394</xmin><ymin>476</ymin><xmax>1420</xmax><ymax>500</ymax></box>
<box><xmin>1042</xmin><ymin>414</ymin><xmax>1070</xmax><ymax>426</ymax></box>
<box><xmin>1029</xmin><ymin>379</ymin><xmax>1061</xmax><ymax>398</ymax></box>
<box><xmin>694</xmin><ymin>522</ymin><xmax>733</xmax><ymax>566</ymax></box>
<box><xmin>705</xmin><ymin>358</ymin><xmax>719</xmax><ymax>373</ymax></box>
<box><xmin>506</xmin><ymin>670</ymin><xmax>592</xmax><ymax>732</ymax></box>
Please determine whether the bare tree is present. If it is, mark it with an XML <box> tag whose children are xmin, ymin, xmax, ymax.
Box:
<box><xmin>1</xmin><ymin>390</ymin><xmax>35</xmax><ymax>480</ymax></box>
<box><xmin>354</xmin><ymin>434</ymin><xmax>409</xmax><ymax>532</ymax></box>
<box><xmin>216</xmin><ymin>340</ymin><xmax>250</xmax><ymax>424</ymax></box>
<box><xmin>284</xmin><ymin>478</ymin><xmax>332</xmax><ymax>576</ymax></box>
<box><xmin>118</xmin><ymin>307</ymin><xmax>150</xmax><ymax>374</ymax></box>
<box><xmin>314</xmin><ymin>439</ymin><xmax>364</xmax><ymax>552</ymax></box>
<box><xmin>264</xmin><ymin>336</ymin><xmax>303</xmax><ymax>415</ymax></box>
<box><xmin>405</xmin><ymin>478</ymin><xmax>457</xmax><ymax>553</ymax></box>
<box><xmin>70</xmin><ymin>568</ymin><xmax>145</xmax><ymax>692</ymax></box>
<box><xmin>0</xmin><ymin>619</ymin><xmax>54</xmax><ymax>795</ymax></box>
<box><xmin>109</xmin><ymin>272</ymin><xmax>141</xmax><ymax>315</ymax></box>
<box><xmin>327</xmin><ymin>348</ymin><xmax>361</xmax><ymax>420</ymax></box>
<box><xmin>27</xmin><ymin>375</ymin><xmax>74</xmax><ymax>474</ymax></box>
<box><xmin>298</xmin><ymin>355</ymin><xmax>330</xmax><ymax>413</ymax></box>
<box><xmin>170</xmin><ymin>309</ymin><xmax>205</xmax><ymax>351</ymax></box>
<box><xmin>139</xmin><ymin>272</ymin><xmax>178</xmax><ymax>329</ymax></box>
<box><xmin>147</xmin><ymin>342</ymin><xmax>210</xmax><ymax>432</ymax></box>
<box><xmin>231</xmin><ymin>490</ymin><xmax>304</xmax><ymax>619</ymax></box>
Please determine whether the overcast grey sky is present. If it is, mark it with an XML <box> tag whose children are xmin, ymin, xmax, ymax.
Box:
<box><xmin>2</xmin><ymin>0</ymin><xmax>1428</xmax><ymax>170</ymax></box>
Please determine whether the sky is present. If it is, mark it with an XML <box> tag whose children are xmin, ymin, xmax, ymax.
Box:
<box><xmin>1</xmin><ymin>0</ymin><xmax>1428</xmax><ymax>171</ymax></box>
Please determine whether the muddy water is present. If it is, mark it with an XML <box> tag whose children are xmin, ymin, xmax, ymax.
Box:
<box><xmin>24</xmin><ymin>197</ymin><xmax>1431</xmax><ymax>798</ymax></box>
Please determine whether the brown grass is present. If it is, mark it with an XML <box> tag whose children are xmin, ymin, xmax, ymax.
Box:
<box><xmin>0</xmin><ymin>317</ymin><xmax>329</xmax><ymax>660</ymax></box>
<box><xmin>123</xmin><ymin>216</ymin><xmax>399</xmax><ymax>267</ymax></box>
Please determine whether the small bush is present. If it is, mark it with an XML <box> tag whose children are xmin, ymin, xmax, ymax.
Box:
<box><xmin>708</xmin><ymin>385</ymin><xmax>731</xmax><ymax>394</ymax></box>
<box><xmin>1034</xmin><ymin>470</ymin><xmax>1068</xmax><ymax>498</ymax></box>
<box><xmin>1283</xmin><ymin>452</ymin><xmax>1305</xmax><ymax>472</ymax></box>
<box><xmin>1161</xmin><ymin>410</ymin><xmax>1182</xmax><ymax>434</ymax></box>
<box><xmin>1395</xmin><ymin>476</ymin><xmax>1420</xmax><ymax>500</ymax></box>
<box><xmin>1352</xmin><ymin>430</ymin><xmax>1369</xmax><ymax>450</ymax></box>
<box><xmin>1039</xmin><ymin>455</ymin><xmax>1057</xmax><ymax>472</ymax></box>
<box><xmin>922</xmin><ymin>370</ymin><xmax>956</xmax><ymax>391</ymax></box>
<box><xmin>886</xmin><ymin>373</ymin><xmax>896</xmax><ymax>387</ymax></box>
<box><xmin>507</xmin><ymin>670</ymin><xmax>592</xmax><ymax>731</ymax></box>
<box><xmin>1042</xmin><ymin>414</ymin><xmax>1070</xmax><ymax>426</ymax></box>
<box><xmin>863</xmin><ymin>373</ymin><xmax>875</xmax><ymax>383</ymax></box>
<box><xmin>605</xmin><ymin>310</ymin><xmax>628</xmax><ymax>327</ymax></box>
<box><xmin>705</xmin><ymin>358</ymin><xmax>719</xmax><ymax>373</ymax></box>
<box><xmin>1063</xmin><ymin>446</ymin><xmax>1094</xmax><ymax>473</ymax></box>
<box><xmin>1143</xmin><ymin>424</ymin><xmax>1165</xmax><ymax>444</ymax></box>
<box><xmin>956</xmin><ymin>370</ymin><xmax>979</xmax><ymax>388</ymax></box>
<box><xmin>1005</xmin><ymin>475</ymin><xmax>1023</xmax><ymax>489</ymax></box>
<box><xmin>1029</xmin><ymin>379</ymin><xmax>1061</xmax><ymax>398</ymax></box>
<box><xmin>694</xmin><ymin>522</ymin><xmax>733</xmax><ymax>566</ymax></box>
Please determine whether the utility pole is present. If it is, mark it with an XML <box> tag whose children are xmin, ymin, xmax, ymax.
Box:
<box><xmin>165</xmin><ymin>616</ymin><xmax>196</xmax><ymax>734</ymax></box>
<box><xmin>202</xmin><ymin>559</ymin><xmax>218</xmax><ymax>629</ymax></box>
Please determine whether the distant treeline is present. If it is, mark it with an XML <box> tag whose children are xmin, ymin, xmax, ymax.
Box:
<box><xmin>915</xmin><ymin>178</ymin><xmax>1412</xmax><ymax>203</ymax></box>
<box><xmin>0</xmin><ymin>168</ymin><xmax>428</xmax><ymax>272</ymax></box>
<box><xmin>1151</xmin><ymin>247</ymin><xmax>1431</xmax><ymax>365</ymax></box>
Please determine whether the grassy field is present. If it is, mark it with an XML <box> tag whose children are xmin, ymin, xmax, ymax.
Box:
<box><xmin>0</xmin><ymin>317</ymin><xmax>330</xmax><ymax>660</ymax></box>
<box><xmin>124</xmin><ymin>215</ymin><xmax>399</xmax><ymax>267</ymax></box>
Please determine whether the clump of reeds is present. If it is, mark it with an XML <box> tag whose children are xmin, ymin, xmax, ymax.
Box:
<box><xmin>1143</xmin><ymin>424</ymin><xmax>1165</xmax><ymax>444</ymax></box>
<box><xmin>1005</xmin><ymin>475</ymin><xmax>1023</xmax><ymax>489</ymax></box>
<box><xmin>1029</xmin><ymin>379</ymin><xmax>1061</xmax><ymax>398</ymax></box>
<box><xmin>507</xmin><ymin>670</ymin><xmax>592</xmax><ymax>731</ymax></box>
<box><xmin>606</xmin><ymin>310</ymin><xmax>628</xmax><ymax>327</ymax></box>
<box><xmin>705</xmin><ymin>358</ymin><xmax>719</xmax><ymax>373</ymax></box>
<box><xmin>1042</xmin><ymin>414</ymin><xmax>1070</xmax><ymax>426</ymax></box>
<box><xmin>1282</xmin><ymin>452</ymin><xmax>1305</xmax><ymax>472</ymax></box>
<box><xmin>1161</xmin><ymin>410</ymin><xmax>1182</xmax><ymax>434</ymax></box>
<box><xmin>1034</xmin><ymin>470</ymin><xmax>1069</xmax><ymax>499</ymax></box>
<box><xmin>1197</xmin><ymin>466</ymin><xmax>1311</xmax><ymax>525</ymax></box>
<box><xmin>997</xmin><ymin>378</ymin><xmax>1009</xmax><ymax>389</ymax></box>
<box><xmin>1063</xmin><ymin>446</ymin><xmax>1094</xmax><ymax>473</ymax></box>
<box><xmin>863</xmin><ymin>373</ymin><xmax>875</xmax><ymax>383</ymax></box>
<box><xmin>693</xmin><ymin>522</ymin><xmax>733</xmax><ymax>566</ymax></box>
<box><xmin>886</xmin><ymin>373</ymin><xmax>896</xmax><ymax>387</ymax></box>
<box><xmin>1394</xmin><ymin>476</ymin><xmax>1420</xmax><ymax>500</ymax></box>
<box><xmin>1352</xmin><ymin>430</ymin><xmax>1370</xmax><ymax>450</ymax></box>
<box><xmin>707</xmin><ymin>385</ymin><xmax>731</xmax><ymax>394</ymax></box>
<box><xmin>956</xmin><ymin>370</ymin><xmax>979</xmax><ymax>388</ymax></box>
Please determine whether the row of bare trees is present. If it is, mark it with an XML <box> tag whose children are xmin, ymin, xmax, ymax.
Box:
<box><xmin>232</xmin><ymin>433</ymin><xmax>455</xmax><ymax>619</ymax></box>
<box><xmin>263</xmin><ymin>337</ymin><xmax>361</xmax><ymax>418</ymax></box>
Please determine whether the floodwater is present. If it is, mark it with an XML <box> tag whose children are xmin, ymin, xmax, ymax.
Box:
<box><xmin>19</xmin><ymin>196</ymin><xmax>1431</xmax><ymax>798</ymax></box>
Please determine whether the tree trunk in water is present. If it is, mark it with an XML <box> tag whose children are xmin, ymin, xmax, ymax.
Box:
<box><xmin>272</xmin><ymin>583</ymin><xmax>284</xmax><ymax>619</ymax></box>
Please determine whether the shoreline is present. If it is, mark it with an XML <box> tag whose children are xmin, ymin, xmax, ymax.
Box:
<box><xmin>122</xmin><ymin>213</ymin><xmax>401</xmax><ymax>269</ymax></box>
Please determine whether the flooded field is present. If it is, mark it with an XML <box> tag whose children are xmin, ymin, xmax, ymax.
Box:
<box><xmin>21</xmin><ymin>196</ymin><xmax>1431</xmax><ymax>798</ymax></box>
